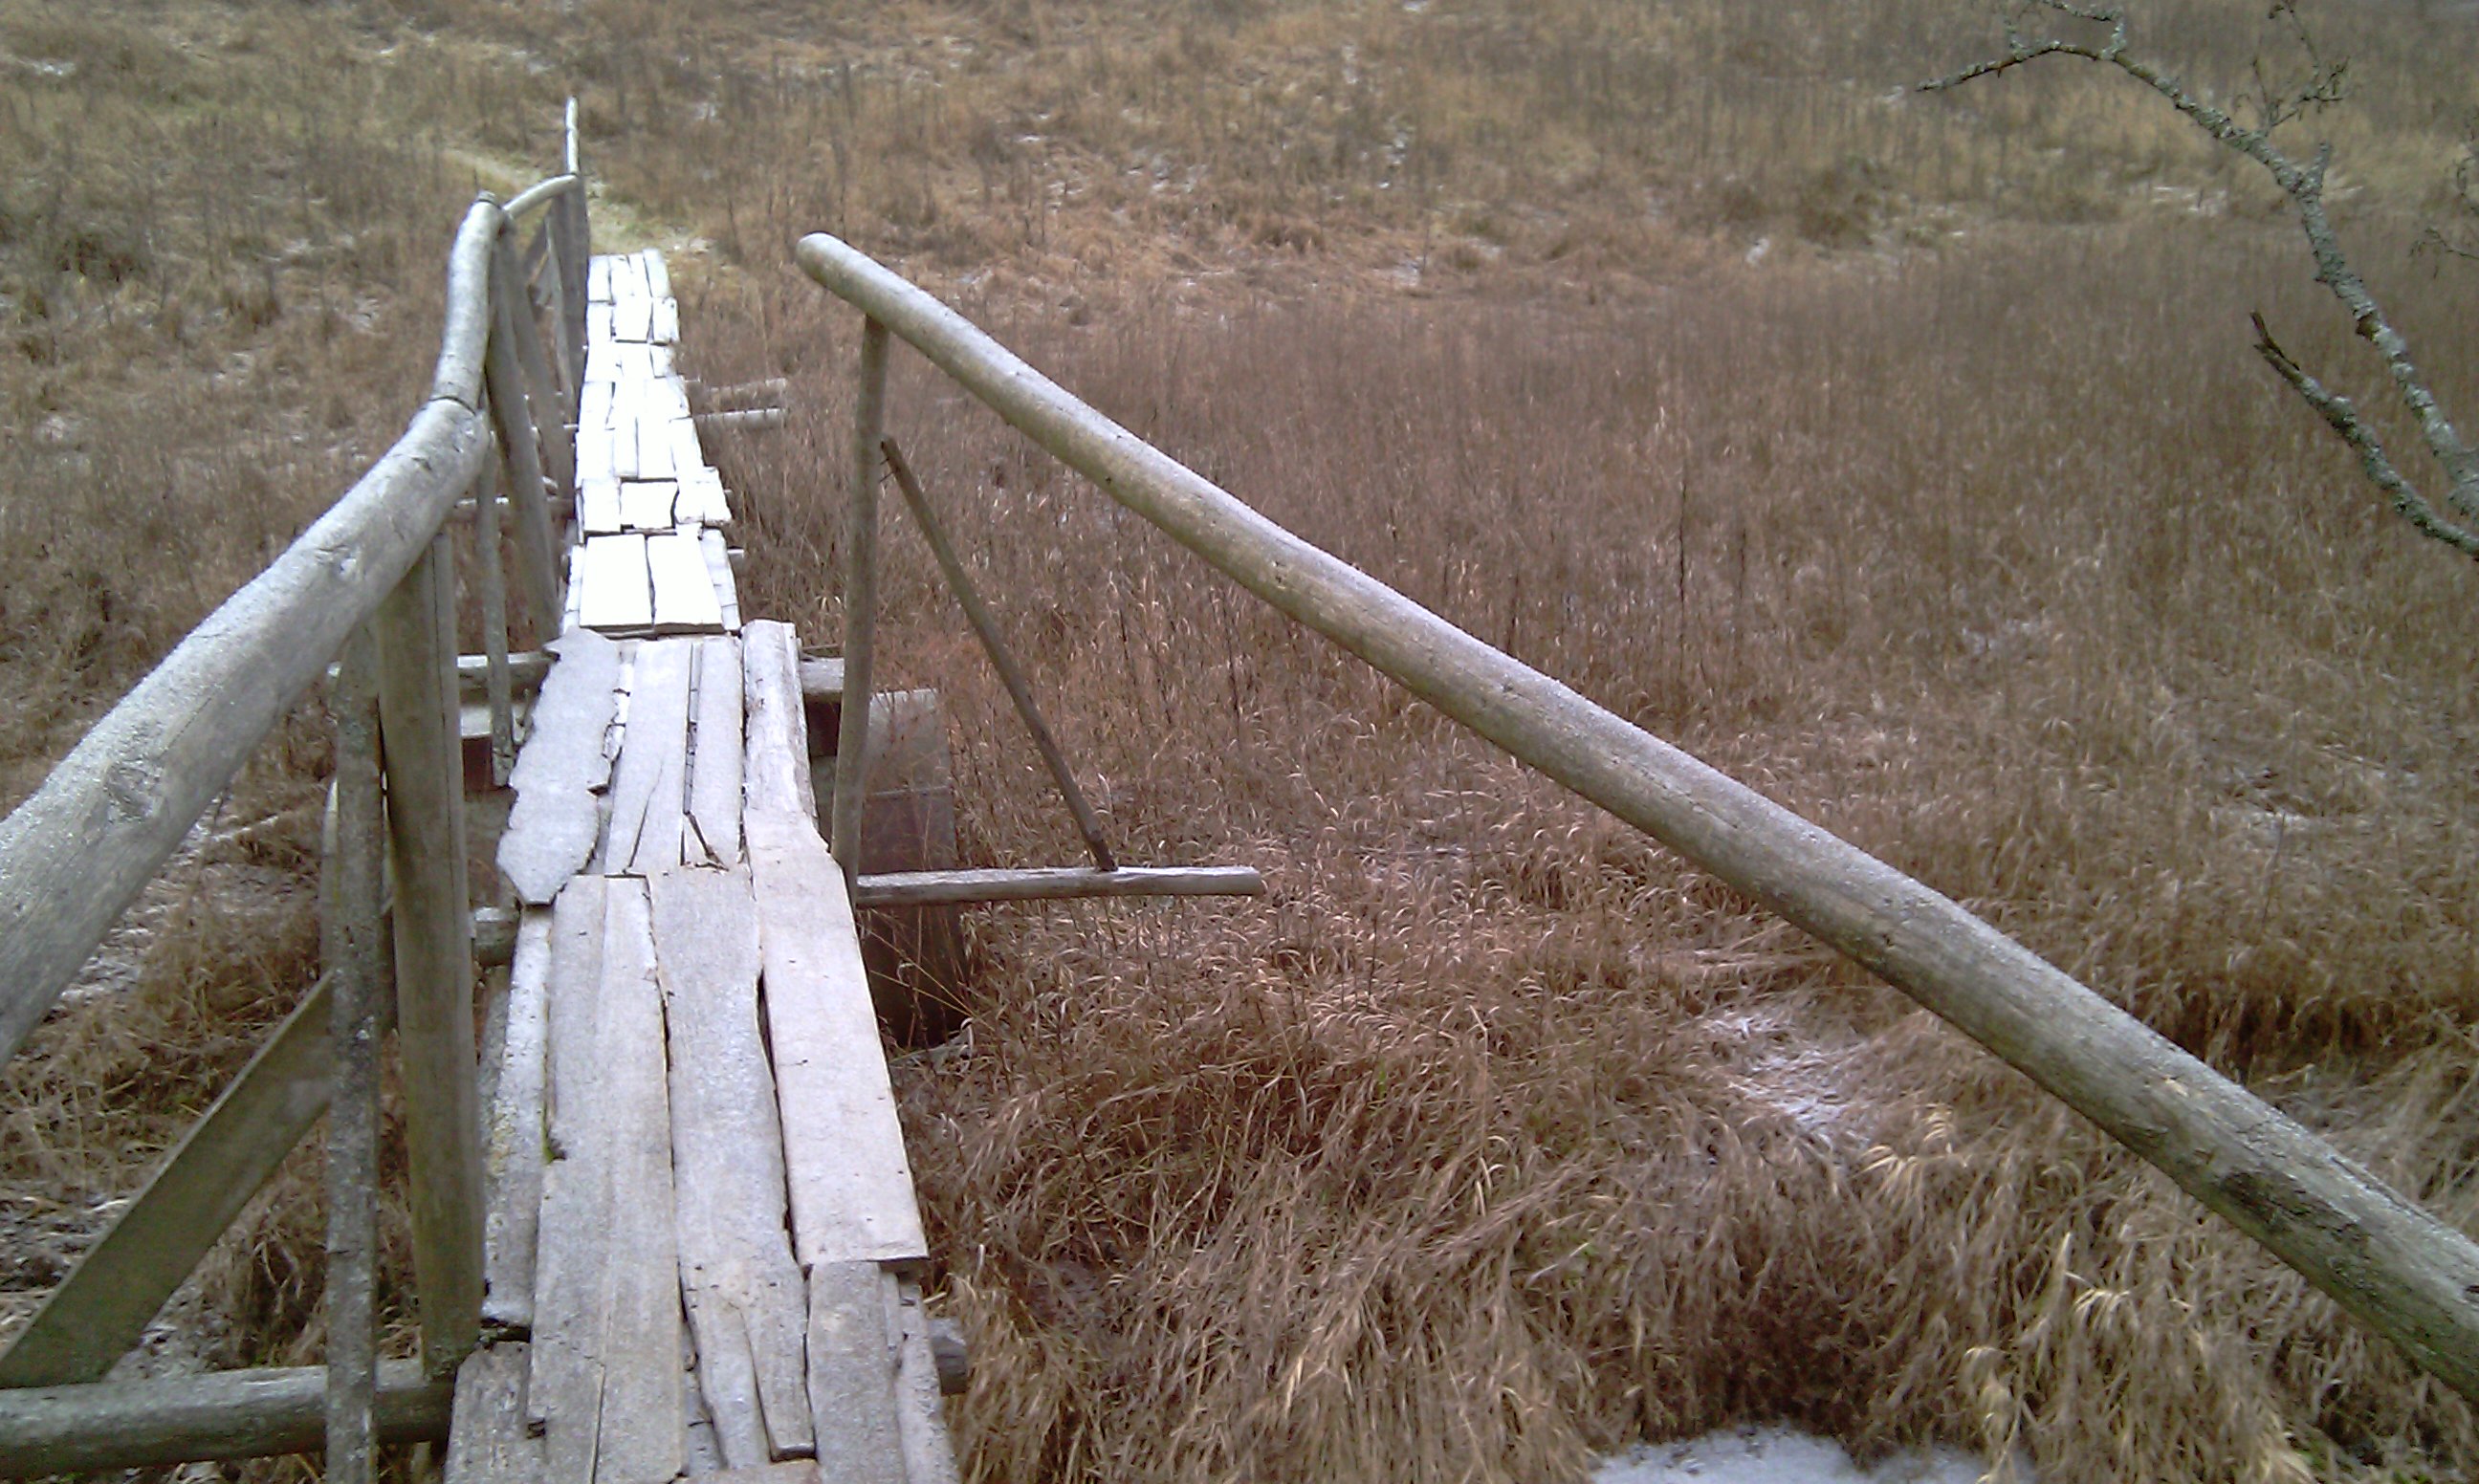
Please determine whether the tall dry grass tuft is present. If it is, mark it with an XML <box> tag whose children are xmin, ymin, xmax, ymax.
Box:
<box><xmin>689</xmin><ymin>200</ymin><xmax>2479</xmax><ymax>1479</ymax></box>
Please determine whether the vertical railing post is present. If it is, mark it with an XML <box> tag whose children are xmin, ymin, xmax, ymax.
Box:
<box><xmin>370</xmin><ymin>535</ymin><xmax>484</xmax><ymax>1378</ymax></box>
<box><xmin>321</xmin><ymin>630</ymin><xmax>387</xmax><ymax>1484</ymax></box>
<box><xmin>830</xmin><ymin>316</ymin><xmax>889</xmax><ymax>887</ymax></box>
<box><xmin>495</xmin><ymin>225</ymin><xmax>577</xmax><ymax>501</ymax></box>
<box><xmin>473</xmin><ymin>441</ymin><xmax>516</xmax><ymax>785</ymax></box>
<box><xmin>536</xmin><ymin>219</ymin><xmax>582</xmax><ymax>423</ymax></box>
<box><xmin>482</xmin><ymin>230</ymin><xmax>563</xmax><ymax>637</ymax></box>
<box><xmin>559</xmin><ymin>102</ymin><xmax>590</xmax><ymax>404</ymax></box>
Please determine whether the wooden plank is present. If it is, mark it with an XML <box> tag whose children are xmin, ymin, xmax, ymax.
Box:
<box><xmin>529</xmin><ymin>874</ymin><xmax>606</xmax><ymax>1431</ymax></box>
<box><xmin>682</xmin><ymin>1320</ymin><xmax>726</xmax><ymax>1475</ymax></box>
<box><xmin>687</xmin><ymin>638</ymin><xmax>745</xmax><ymax>867</ymax></box>
<box><xmin>0</xmin><ymin>1362</ymin><xmax>451</xmax><ymax>1477</ymax></box>
<box><xmin>793</xmin><ymin>229</ymin><xmax>2479</xmax><ymax>1403</ymax></box>
<box><xmin>653</xmin><ymin>297</ymin><xmax>680</xmax><ymax>345</ymax></box>
<box><xmin>601</xmin><ymin>639</ymin><xmax>693</xmax><ymax>875</ymax></box>
<box><xmin>0</xmin><ymin>975</ymin><xmax>356</xmax><ymax>1386</ymax></box>
<box><xmin>481</xmin><ymin>909</ymin><xmax>553</xmax><ymax>1335</ymax></box>
<box><xmin>851</xmin><ymin>863</ymin><xmax>1265</xmax><ymax>907</ymax></box>
<box><xmin>498</xmin><ymin>628</ymin><xmax>623</xmax><ymax>906</ymax></box>
<box><xmin>892</xmin><ymin>1280</ymin><xmax>963</xmax><ymax>1484</ymax></box>
<box><xmin>669</xmin><ymin>417</ymin><xmax>705</xmax><ymax>478</ymax></box>
<box><xmin>747</xmin><ymin>809</ymin><xmax>927</xmax><ymax>1267</ymax></box>
<box><xmin>588</xmin><ymin>255</ymin><xmax>613</xmax><ymax>302</ymax></box>
<box><xmin>803</xmin><ymin>1261</ymin><xmax>904</xmax><ymax>1484</ymax></box>
<box><xmin>534</xmin><ymin>879</ymin><xmax>687</xmax><ymax>1484</ymax></box>
<box><xmin>580</xmin><ymin>379</ymin><xmax>615</xmax><ymax>436</ymax></box>
<box><xmin>680</xmin><ymin>469</ymin><xmax>730</xmax><ymax>527</ymax></box>
<box><xmin>644</xmin><ymin>249</ymin><xmax>672</xmax><ymax>301</ymax></box>
<box><xmin>621</xmin><ymin>480</ymin><xmax>677</xmax><ymax>532</ymax></box>
<box><xmin>651</xmin><ymin>868</ymin><xmax>814</xmax><ymax>1467</ymax></box>
<box><xmin>578</xmin><ymin>534</ymin><xmax>653</xmax><ymax>632</ymax></box>
<box><xmin>700</xmin><ymin>530</ymin><xmax>741</xmax><ymax>632</ymax></box>
<box><xmin>636</xmin><ymin>414</ymin><xmax>677</xmax><ymax>480</ymax></box>
<box><xmin>580</xmin><ymin>478</ymin><xmax>625</xmax><ymax>535</ymax></box>
<box><xmin>741</xmin><ymin>622</ymin><xmax>815</xmax><ymax>820</ymax></box>
<box><xmin>649</xmin><ymin>531</ymin><xmax>725</xmax><ymax>635</ymax></box>
<box><xmin>577</xmin><ymin>423</ymin><xmax>616</xmax><ymax>481</ymax></box>
<box><xmin>444</xmin><ymin>1342</ymin><xmax>539</xmax><ymax>1484</ymax></box>
<box><xmin>614</xmin><ymin>289</ymin><xmax>654</xmax><ymax>343</ymax></box>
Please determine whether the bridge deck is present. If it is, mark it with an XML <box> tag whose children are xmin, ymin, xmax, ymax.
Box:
<box><xmin>448</xmin><ymin>252</ymin><xmax>957</xmax><ymax>1484</ymax></box>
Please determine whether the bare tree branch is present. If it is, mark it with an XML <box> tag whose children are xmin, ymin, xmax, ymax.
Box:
<box><xmin>2252</xmin><ymin>314</ymin><xmax>2479</xmax><ymax>556</ymax></box>
<box><xmin>1924</xmin><ymin>0</ymin><xmax>2479</xmax><ymax>556</ymax></box>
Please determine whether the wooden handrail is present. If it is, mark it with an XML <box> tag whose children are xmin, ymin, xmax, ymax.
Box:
<box><xmin>0</xmin><ymin>188</ymin><xmax>565</xmax><ymax>1068</ymax></box>
<box><xmin>794</xmin><ymin>229</ymin><xmax>2479</xmax><ymax>1399</ymax></box>
<box><xmin>503</xmin><ymin>172</ymin><xmax>581</xmax><ymax>222</ymax></box>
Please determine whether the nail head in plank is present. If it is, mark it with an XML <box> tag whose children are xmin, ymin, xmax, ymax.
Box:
<box><xmin>651</xmin><ymin>867</ymin><xmax>813</xmax><ymax>1465</ymax></box>
<box><xmin>498</xmin><ymin>630</ymin><xmax>623</xmax><ymax>906</ymax></box>
<box><xmin>747</xmin><ymin>810</ymin><xmax>927</xmax><ymax>1268</ymax></box>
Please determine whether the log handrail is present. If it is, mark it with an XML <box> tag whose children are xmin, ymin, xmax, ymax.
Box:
<box><xmin>794</xmin><ymin>229</ymin><xmax>2479</xmax><ymax>1400</ymax></box>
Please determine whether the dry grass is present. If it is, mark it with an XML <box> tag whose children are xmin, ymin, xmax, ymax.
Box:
<box><xmin>4</xmin><ymin>0</ymin><xmax>2478</xmax><ymax>1479</ymax></box>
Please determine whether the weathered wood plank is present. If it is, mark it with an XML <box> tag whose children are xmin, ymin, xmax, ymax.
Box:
<box><xmin>851</xmin><ymin>863</ymin><xmax>1265</xmax><ymax>907</ymax></box>
<box><xmin>579</xmin><ymin>534</ymin><xmax>653</xmax><ymax>632</ymax></box>
<box><xmin>530</xmin><ymin>877</ymin><xmax>605</xmax><ymax>1434</ymax></box>
<box><xmin>580</xmin><ymin>479</ymin><xmax>625</xmax><ymax>535</ymax></box>
<box><xmin>444</xmin><ymin>1342</ymin><xmax>539</xmax><ymax>1484</ymax></box>
<box><xmin>636</xmin><ymin>415</ymin><xmax>677</xmax><ymax>481</ymax></box>
<box><xmin>643</xmin><ymin>249</ymin><xmax>672</xmax><ymax>301</ymax></box>
<box><xmin>740</xmin><ymin>622</ymin><xmax>815</xmax><ymax>820</ymax></box>
<box><xmin>588</xmin><ymin>255</ymin><xmax>613</xmax><ymax>302</ymax></box>
<box><xmin>0</xmin><ymin>975</ymin><xmax>356</xmax><ymax>1386</ymax></box>
<box><xmin>601</xmin><ymin>639</ymin><xmax>693</xmax><ymax>875</ymax></box>
<box><xmin>0</xmin><ymin>1362</ymin><xmax>451</xmax><ymax>1477</ymax></box>
<box><xmin>653</xmin><ymin>297</ymin><xmax>680</xmax><ymax>346</ymax></box>
<box><xmin>535</xmin><ymin>878</ymin><xmax>686</xmax><ymax>1484</ymax></box>
<box><xmin>892</xmin><ymin>1279</ymin><xmax>963</xmax><ymax>1484</ymax></box>
<box><xmin>621</xmin><ymin>480</ymin><xmax>677</xmax><ymax>533</ymax></box>
<box><xmin>615</xmin><ymin>289</ymin><xmax>653</xmax><ymax>343</ymax></box>
<box><xmin>651</xmin><ymin>868</ymin><xmax>814</xmax><ymax>1467</ymax></box>
<box><xmin>649</xmin><ymin>531</ymin><xmax>725</xmax><ymax>635</ymax></box>
<box><xmin>701</xmin><ymin>529</ymin><xmax>741</xmax><ymax>632</ymax></box>
<box><xmin>481</xmin><ymin>909</ymin><xmax>553</xmax><ymax>1335</ymax></box>
<box><xmin>668</xmin><ymin>417</ymin><xmax>705</xmax><ymax>478</ymax></box>
<box><xmin>580</xmin><ymin>379</ymin><xmax>615</xmax><ymax>435</ymax></box>
<box><xmin>498</xmin><ymin>629</ymin><xmax>623</xmax><ymax>906</ymax></box>
<box><xmin>803</xmin><ymin>1261</ymin><xmax>904</xmax><ymax>1484</ymax></box>
<box><xmin>687</xmin><ymin>638</ymin><xmax>744</xmax><ymax>867</ymax></box>
<box><xmin>747</xmin><ymin>810</ymin><xmax>926</xmax><ymax>1268</ymax></box>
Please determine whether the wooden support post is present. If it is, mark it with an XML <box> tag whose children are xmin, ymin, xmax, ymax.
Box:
<box><xmin>372</xmin><ymin>536</ymin><xmax>485</xmax><ymax>1378</ymax></box>
<box><xmin>323</xmin><ymin>631</ymin><xmax>388</xmax><ymax>1484</ymax></box>
<box><xmin>0</xmin><ymin>1363</ymin><xmax>452</xmax><ymax>1477</ymax></box>
<box><xmin>472</xmin><ymin>450</ymin><xmax>516</xmax><ymax>788</ymax></box>
<box><xmin>882</xmin><ymin>436</ymin><xmax>1115</xmax><ymax>872</ymax></box>
<box><xmin>484</xmin><ymin>229</ymin><xmax>563</xmax><ymax>637</ymax></box>
<box><xmin>830</xmin><ymin>317</ymin><xmax>889</xmax><ymax>889</ymax></box>
<box><xmin>795</xmin><ymin>230</ymin><xmax>2479</xmax><ymax>1402</ymax></box>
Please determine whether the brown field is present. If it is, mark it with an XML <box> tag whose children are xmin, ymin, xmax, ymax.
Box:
<box><xmin>4</xmin><ymin>0</ymin><xmax>2478</xmax><ymax>1479</ymax></box>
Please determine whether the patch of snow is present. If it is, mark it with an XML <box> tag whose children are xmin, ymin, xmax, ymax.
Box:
<box><xmin>1598</xmin><ymin>1426</ymin><xmax>2009</xmax><ymax>1484</ymax></box>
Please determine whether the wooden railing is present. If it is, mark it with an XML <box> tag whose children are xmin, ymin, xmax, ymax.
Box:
<box><xmin>0</xmin><ymin>112</ymin><xmax>591</xmax><ymax>1478</ymax></box>
<box><xmin>792</xmin><ymin>231</ymin><xmax>2479</xmax><ymax>1403</ymax></box>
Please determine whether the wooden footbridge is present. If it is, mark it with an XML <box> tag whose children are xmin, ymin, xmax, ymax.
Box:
<box><xmin>7</xmin><ymin>112</ymin><xmax>2479</xmax><ymax>1479</ymax></box>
